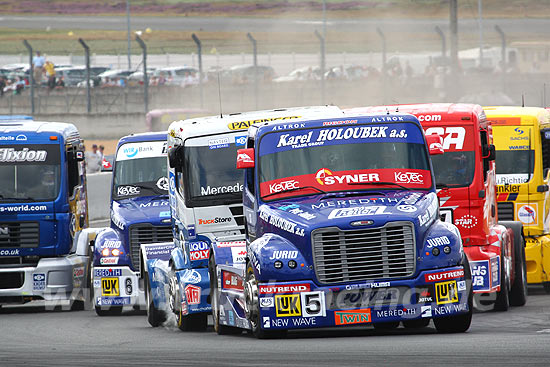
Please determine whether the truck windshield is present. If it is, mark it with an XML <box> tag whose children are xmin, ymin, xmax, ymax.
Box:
<box><xmin>495</xmin><ymin>149</ymin><xmax>535</xmax><ymax>184</ymax></box>
<box><xmin>0</xmin><ymin>144</ymin><xmax>61</xmax><ymax>202</ymax></box>
<box><xmin>258</xmin><ymin>121</ymin><xmax>432</xmax><ymax>200</ymax></box>
<box><xmin>431</xmin><ymin>151</ymin><xmax>475</xmax><ymax>187</ymax></box>
<box><xmin>183</xmin><ymin>133</ymin><xmax>244</xmax><ymax>207</ymax></box>
<box><xmin>113</xmin><ymin>141</ymin><xmax>168</xmax><ymax>199</ymax></box>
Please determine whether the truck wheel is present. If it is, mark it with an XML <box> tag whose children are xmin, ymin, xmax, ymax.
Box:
<box><xmin>209</xmin><ymin>254</ymin><xmax>242</xmax><ymax>335</ymax></box>
<box><xmin>245</xmin><ymin>262</ymin><xmax>287</xmax><ymax>339</ymax></box>
<box><xmin>169</xmin><ymin>266</ymin><xmax>207</xmax><ymax>331</ymax></box>
<box><xmin>95</xmin><ymin>305</ymin><xmax>123</xmax><ymax>316</ymax></box>
<box><xmin>145</xmin><ymin>273</ymin><xmax>166</xmax><ymax>327</ymax></box>
<box><xmin>434</xmin><ymin>255</ymin><xmax>473</xmax><ymax>333</ymax></box>
<box><xmin>509</xmin><ymin>228</ymin><xmax>528</xmax><ymax>307</ymax></box>
<box><xmin>402</xmin><ymin>319</ymin><xmax>430</xmax><ymax>329</ymax></box>
<box><xmin>494</xmin><ymin>256</ymin><xmax>510</xmax><ymax>311</ymax></box>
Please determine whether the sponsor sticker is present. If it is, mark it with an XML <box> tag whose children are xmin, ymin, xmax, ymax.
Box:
<box><xmin>101</xmin><ymin>240</ymin><xmax>122</xmax><ymax>249</ymax></box>
<box><xmin>209</xmin><ymin>137</ymin><xmax>230</xmax><ymax>150</ymax></box>
<box><xmin>259</xmin><ymin>284</ymin><xmax>311</xmax><ymax>294</ymax></box>
<box><xmin>217</xmin><ymin>241</ymin><xmax>247</xmax><ymax>248</ymax></box>
<box><xmin>517</xmin><ymin>204</ymin><xmax>537</xmax><ymax>225</ymax></box>
<box><xmin>301</xmin><ymin>292</ymin><xmax>326</xmax><ymax>317</ymax></box>
<box><xmin>269</xmin><ymin>250</ymin><xmax>298</xmax><ymax>260</ymax></box>
<box><xmin>97</xmin><ymin>297</ymin><xmax>131</xmax><ymax>306</ymax></box>
<box><xmin>396</xmin><ymin>204</ymin><xmax>417</xmax><ymax>213</ymax></box>
<box><xmin>260</xmin><ymin>297</ymin><xmax>274</xmax><ymax>308</ymax></box>
<box><xmin>101</xmin><ymin>277</ymin><xmax>120</xmax><ymax>297</ymax></box>
<box><xmin>222</xmin><ymin>271</ymin><xmax>244</xmax><ymax>291</ymax></box>
<box><xmin>334</xmin><ymin>308</ymin><xmax>371</xmax><ymax>325</ymax></box>
<box><xmin>435</xmin><ymin>280</ymin><xmax>458</xmax><ymax>305</ymax></box>
<box><xmin>231</xmin><ymin>247</ymin><xmax>247</xmax><ymax>264</ymax></box>
<box><xmin>94</xmin><ymin>268</ymin><xmax>122</xmax><ymax>277</ymax></box>
<box><xmin>189</xmin><ymin>241</ymin><xmax>209</xmax><ymax>261</ymax></box>
<box><xmin>328</xmin><ymin>206</ymin><xmax>387</xmax><ymax>219</ymax></box>
<box><xmin>471</xmin><ymin>260</ymin><xmax>490</xmax><ymax>291</ymax></box>
<box><xmin>425</xmin><ymin>269</ymin><xmax>464</xmax><ymax>282</ymax></box>
<box><xmin>275</xmin><ymin>294</ymin><xmax>302</xmax><ymax>317</ymax></box>
<box><xmin>33</xmin><ymin>273</ymin><xmax>46</xmax><ymax>291</ymax></box>
<box><xmin>420</xmin><ymin>305</ymin><xmax>432</xmax><ymax>318</ymax></box>
<box><xmin>185</xmin><ymin>284</ymin><xmax>201</xmax><ymax>305</ymax></box>
<box><xmin>100</xmin><ymin>257</ymin><xmax>118</xmax><ymax>265</ymax></box>
<box><xmin>455</xmin><ymin>214</ymin><xmax>478</xmax><ymax>229</ymax></box>
<box><xmin>235</xmin><ymin>135</ymin><xmax>247</xmax><ymax>147</ymax></box>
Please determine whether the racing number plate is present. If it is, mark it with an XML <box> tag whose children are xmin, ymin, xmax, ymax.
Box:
<box><xmin>101</xmin><ymin>277</ymin><xmax>120</xmax><ymax>297</ymax></box>
<box><xmin>440</xmin><ymin>209</ymin><xmax>453</xmax><ymax>224</ymax></box>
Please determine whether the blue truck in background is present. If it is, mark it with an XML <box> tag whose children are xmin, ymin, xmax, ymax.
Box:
<box><xmin>0</xmin><ymin>115</ymin><xmax>93</xmax><ymax>310</ymax></box>
<box><xmin>208</xmin><ymin>112</ymin><xmax>473</xmax><ymax>337</ymax></box>
<box><xmin>91</xmin><ymin>132</ymin><xmax>172</xmax><ymax>316</ymax></box>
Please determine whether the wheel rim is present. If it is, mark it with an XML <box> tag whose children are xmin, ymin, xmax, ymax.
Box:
<box><xmin>211</xmin><ymin>268</ymin><xmax>221</xmax><ymax>327</ymax></box>
<box><xmin>169</xmin><ymin>272</ymin><xmax>180</xmax><ymax>323</ymax></box>
<box><xmin>244</xmin><ymin>269</ymin><xmax>259</xmax><ymax>327</ymax></box>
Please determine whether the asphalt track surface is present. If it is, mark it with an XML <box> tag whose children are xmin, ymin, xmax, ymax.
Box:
<box><xmin>1</xmin><ymin>15</ymin><xmax>550</xmax><ymax>38</ymax></box>
<box><xmin>1</xmin><ymin>287</ymin><xmax>550</xmax><ymax>366</ymax></box>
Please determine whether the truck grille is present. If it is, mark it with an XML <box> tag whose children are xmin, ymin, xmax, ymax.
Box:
<box><xmin>229</xmin><ymin>204</ymin><xmax>245</xmax><ymax>235</ymax></box>
<box><xmin>129</xmin><ymin>224</ymin><xmax>172</xmax><ymax>272</ymax></box>
<box><xmin>0</xmin><ymin>272</ymin><xmax>24</xmax><ymax>289</ymax></box>
<box><xmin>312</xmin><ymin>222</ymin><xmax>416</xmax><ymax>284</ymax></box>
<box><xmin>0</xmin><ymin>222</ymin><xmax>39</xmax><ymax>248</ymax></box>
<box><xmin>497</xmin><ymin>202</ymin><xmax>514</xmax><ymax>221</ymax></box>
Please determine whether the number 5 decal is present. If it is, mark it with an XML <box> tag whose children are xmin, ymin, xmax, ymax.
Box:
<box><xmin>300</xmin><ymin>291</ymin><xmax>326</xmax><ymax>317</ymax></box>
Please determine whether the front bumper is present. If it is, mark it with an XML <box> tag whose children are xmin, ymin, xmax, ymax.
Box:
<box><xmin>218</xmin><ymin>265</ymin><xmax>469</xmax><ymax>331</ymax></box>
<box><xmin>0</xmin><ymin>255</ymin><xmax>89</xmax><ymax>305</ymax></box>
<box><xmin>92</xmin><ymin>266</ymin><xmax>145</xmax><ymax>307</ymax></box>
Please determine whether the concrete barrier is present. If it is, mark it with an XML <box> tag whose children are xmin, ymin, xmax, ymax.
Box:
<box><xmin>86</xmin><ymin>172</ymin><xmax>112</xmax><ymax>222</ymax></box>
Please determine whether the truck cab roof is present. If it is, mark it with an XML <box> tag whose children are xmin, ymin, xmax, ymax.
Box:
<box><xmin>0</xmin><ymin>119</ymin><xmax>80</xmax><ymax>142</ymax></box>
<box><xmin>117</xmin><ymin>131</ymin><xmax>167</xmax><ymax>146</ymax></box>
<box><xmin>484</xmin><ymin>106</ymin><xmax>550</xmax><ymax>127</ymax></box>
<box><xmin>168</xmin><ymin>106</ymin><xmax>344</xmax><ymax>143</ymax></box>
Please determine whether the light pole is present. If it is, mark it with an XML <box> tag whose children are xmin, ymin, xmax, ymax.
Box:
<box><xmin>478</xmin><ymin>0</ymin><xmax>483</xmax><ymax>68</ymax></box>
<box><xmin>127</xmin><ymin>0</ymin><xmax>131</xmax><ymax>70</ymax></box>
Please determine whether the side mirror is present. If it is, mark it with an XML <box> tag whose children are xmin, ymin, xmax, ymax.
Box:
<box><xmin>237</xmin><ymin>148</ymin><xmax>255</xmax><ymax>169</ymax></box>
<box><xmin>426</xmin><ymin>134</ymin><xmax>444</xmax><ymax>155</ymax></box>
<box><xmin>483</xmin><ymin>144</ymin><xmax>496</xmax><ymax>161</ymax></box>
<box><xmin>168</xmin><ymin>146</ymin><xmax>183</xmax><ymax>169</ymax></box>
<box><xmin>537</xmin><ymin>184</ymin><xmax>549</xmax><ymax>193</ymax></box>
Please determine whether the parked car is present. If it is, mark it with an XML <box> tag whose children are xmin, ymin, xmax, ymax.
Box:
<box><xmin>96</xmin><ymin>69</ymin><xmax>134</xmax><ymax>87</ymax></box>
<box><xmin>227</xmin><ymin>64</ymin><xmax>276</xmax><ymax>84</ymax></box>
<box><xmin>273</xmin><ymin>66</ymin><xmax>321</xmax><ymax>82</ymax></box>
<box><xmin>153</xmin><ymin>66</ymin><xmax>199</xmax><ymax>86</ymax></box>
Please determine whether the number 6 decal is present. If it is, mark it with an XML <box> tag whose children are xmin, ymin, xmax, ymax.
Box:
<box><xmin>300</xmin><ymin>291</ymin><xmax>326</xmax><ymax>317</ymax></box>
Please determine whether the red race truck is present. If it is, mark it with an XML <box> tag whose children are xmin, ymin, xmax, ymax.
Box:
<box><xmin>346</xmin><ymin>104</ymin><xmax>528</xmax><ymax>310</ymax></box>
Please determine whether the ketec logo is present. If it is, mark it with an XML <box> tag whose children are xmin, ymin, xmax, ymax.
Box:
<box><xmin>315</xmin><ymin>168</ymin><xmax>380</xmax><ymax>186</ymax></box>
<box><xmin>198</xmin><ymin>217</ymin><xmax>232</xmax><ymax>225</ymax></box>
<box><xmin>185</xmin><ymin>284</ymin><xmax>201</xmax><ymax>304</ymax></box>
<box><xmin>425</xmin><ymin>269</ymin><xmax>464</xmax><ymax>282</ymax></box>
<box><xmin>259</xmin><ymin>284</ymin><xmax>311</xmax><ymax>294</ymax></box>
<box><xmin>269</xmin><ymin>180</ymin><xmax>299</xmax><ymax>194</ymax></box>
<box><xmin>424</xmin><ymin>127</ymin><xmax>466</xmax><ymax>150</ymax></box>
<box><xmin>395</xmin><ymin>171</ymin><xmax>423</xmax><ymax>184</ymax></box>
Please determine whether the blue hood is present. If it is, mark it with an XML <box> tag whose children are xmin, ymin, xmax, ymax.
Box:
<box><xmin>111</xmin><ymin>195</ymin><xmax>170</xmax><ymax>230</ymax></box>
<box><xmin>260</xmin><ymin>190</ymin><xmax>438</xmax><ymax>234</ymax></box>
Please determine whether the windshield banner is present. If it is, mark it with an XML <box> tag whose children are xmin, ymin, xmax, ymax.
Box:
<box><xmin>260</xmin><ymin>168</ymin><xmax>432</xmax><ymax>198</ymax></box>
<box><xmin>259</xmin><ymin>122</ymin><xmax>425</xmax><ymax>156</ymax></box>
<box><xmin>116</xmin><ymin>141</ymin><xmax>167</xmax><ymax>161</ymax></box>
<box><xmin>0</xmin><ymin>144</ymin><xmax>60</xmax><ymax>166</ymax></box>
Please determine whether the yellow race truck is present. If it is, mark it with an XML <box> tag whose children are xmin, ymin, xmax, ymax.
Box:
<box><xmin>484</xmin><ymin>106</ymin><xmax>550</xmax><ymax>291</ymax></box>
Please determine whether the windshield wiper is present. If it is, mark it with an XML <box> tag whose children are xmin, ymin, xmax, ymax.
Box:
<box><xmin>262</xmin><ymin>185</ymin><xmax>326</xmax><ymax>200</ymax></box>
<box><xmin>348</xmin><ymin>181</ymin><xmax>409</xmax><ymax>190</ymax></box>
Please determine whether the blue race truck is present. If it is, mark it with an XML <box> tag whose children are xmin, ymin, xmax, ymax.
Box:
<box><xmin>92</xmin><ymin>132</ymin><xmax>172</xmax><ymax>316</ymax></box>
<box><xmin>0</xmin><ymin>115</ymin><xmax>93</xmax><ymax>309</ymax></box>
<box><xmin>208</xmin><ymin>112</ymin><xmax>473</xmax><ymax>337</ymax></box>
<box><xmin>141</xmin><ymin>106</ymin><xmax>344</xmax><ymax>330</ymax></box>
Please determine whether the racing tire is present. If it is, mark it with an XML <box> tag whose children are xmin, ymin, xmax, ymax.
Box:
<box><xmin>145</xmin><ymin>273</ymin><xmax>166</xmax><ymax>327</ymax></box>
<box><xmin>169</xmin><ymin>266</ymin><xmax>208</xmax><ymax>332</ymax></box>
<box><xmin>494</xmin><ymin>255</ymin><xmax>510</xmax><ymax>312</ymax></box>
<box><xmin>71</xmin><ymin>247</ymin><xmax>94</xmax><ymax>311</ymax></box>
<box><xmin>508</xmin><ymin>227</ymin><xmax>528</xmax><ymax>307</ymax></box>
<box><xmin>402</xmin><ymin>318</ymin><xmax>430</xmax><ymax>329</ymax></box>
<box><xmin>245</xmin><ymin>262</ymin><xmax>287</xmax><ymax>339</ymax></box>
<box><xmin>209</xmin><ymin>254</ymin><xmax>242</xmax><ymax>335</ymax></box>
<box><xmin>434</xmin><ymin>255</ymin><xmax>473</xmax><ymax>333</ymax></box>
<box><xmin>373</xmin><ymin>321</ymin><xmax>400</xmax><ymax>330</ymax></box>
<box><xmin>95</xmin><ymin>305</ymin><xmax>123</xmax><ymax>316</ymax></box>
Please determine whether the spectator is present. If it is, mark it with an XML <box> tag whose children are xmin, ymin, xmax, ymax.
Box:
<box><xmin>14</xmin><ymin>77</ymin><xmax>25</xmax><ymax>95</ymax></box>
<box><xmin>157</xmin><ymin>72</ymin><xmax>166</xmax><ymax>85</ymax></box>
<box><xmin>85</xmin><ymin>144</ymin><xmax>102</xmax><ymax>173</ymax></box>
<box><xmin>98</xmin><ymin>145</ymin><xmax>105</xmax><ymax>160</ymax></box>
<box><xmin>0</xmin><ymin>76</ymin><xmax>5</xmax><ymax>97</ymax></box>
<box><xmin>116</xmin><ymin>77</ymin><xmax>126</xmax><ymax>87</ymax></box>
<box><xmin>32</xmin><ymin>51</ymin><xmax>45</xmax><ymax>85</ymax></box>
<box><xmin>44</xmin><ymin>61</ymin><xmax>56</xmax><ymax>89</ymax></box>
<box><xmin>55</xmin><ymin>76</ymin><xmax>65</xmax><ymax>89</ymax></box>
